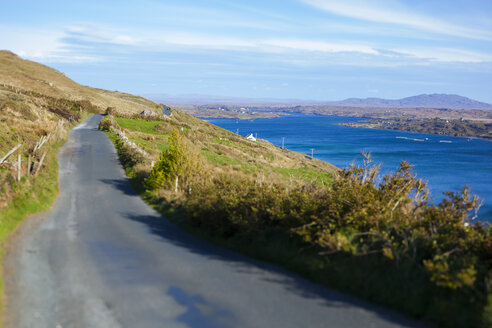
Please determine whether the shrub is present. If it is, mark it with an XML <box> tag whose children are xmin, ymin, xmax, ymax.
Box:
<box><xmin>144</xmin><ymin>129</ymin><xmax>203</xmax><ymax>192</ymax></box>
<box><xmin>98</xmin><ymin>118</ymin><xmax>112</xmax><ymax>131</ymax></box>
<box><xmin>105</xmin><ymin>107</ymin><xmax>116</xmax><ymax>115</ymax></box>
<box><xmin>114</xmin><ymin>137</ymin><xmax>145</xmax><ymax>169</ymax></box>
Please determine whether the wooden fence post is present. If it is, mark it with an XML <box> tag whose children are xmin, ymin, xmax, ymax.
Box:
<box><xmin>0</xmin><ymin>144</ymin><xmax>21</xmax><ymax>165</ymax></box>
<box><xmin>17</xmin><ymin>152</ymin><xmax>21</xmax><ymax>182</ymax></box>
<box><xmin>34</xmin><ymin>151</ymin><xmax>47</xmax><ymax>177</ymax></box>
<box><xmin>27</xmin><ymin>154</ymin><xmax>32</xmax><ymax>175</ymax></box>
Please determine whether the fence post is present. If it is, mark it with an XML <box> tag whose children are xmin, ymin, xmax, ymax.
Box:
<box><xmin>17</xmin><ymin>152</ymin><xmax>21</xmax><ymax>182</ymax></box>
<box><xmin>0</xmin><ymin>144</ymin><xmax>21</xmax><ymax>165</ymax></box>
<box><xmin>34</xmin><ymin>151</ymin><xmax>47</xmax><ymax>177</ymax></box>
<box><xmin>27</xmin><ymin>154</ymin><xmax>32</xmax><ymax>174</ymax></box>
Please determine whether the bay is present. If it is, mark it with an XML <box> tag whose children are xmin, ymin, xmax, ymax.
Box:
<box><xmin>208</xmin><ymin>114</ymin><xmax>492</xmax><ymax>222</ymax></box>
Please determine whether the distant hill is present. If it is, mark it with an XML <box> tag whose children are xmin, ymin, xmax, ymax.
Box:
<box><xmin>147</xmin><ymin>92</ymin><xmax>492</xmax><ymax>110</ymax></box>
<box><xmin>330</xmin><ymin>94</ymin><xmax>492</xmax><ymax>110</ymax></box>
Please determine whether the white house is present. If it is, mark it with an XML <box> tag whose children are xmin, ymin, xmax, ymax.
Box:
<box><xmin>246</xmin><ymin>133</ymin><xmax>257</xmax><ymax>142</ymax></box>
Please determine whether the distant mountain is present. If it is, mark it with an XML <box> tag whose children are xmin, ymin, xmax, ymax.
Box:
<box><xmin>145</xmin><ymin>93</ymin><xmax>492</xmax><ymax>110</ymax></box>
<box><xmin>331</xmin><ymin>94</ymin><xmax>492</xmax><ymax>110</ymax></box>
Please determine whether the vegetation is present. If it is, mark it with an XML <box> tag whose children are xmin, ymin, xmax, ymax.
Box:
<box><xmin>145</xmin><ymin>129</ymin><xmax>203</xmax><ymax>192</ymax></box>
<box><xmin>103</xmin><ymin>109</ymin><xmax>491</xmax><ymax>328</ymax></box>
<box><xmin>0</xmin><ymin>50</ymin><xmax>158</xmax><ymax>114</ymax></box>
<box><xmin>0</xmin><ymin>93</ymin><xmax>76</xmax><ymax>324</ymax></box>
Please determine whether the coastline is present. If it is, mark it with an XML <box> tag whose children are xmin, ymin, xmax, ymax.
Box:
<box><xmin>340</xmin><ymin>119</ymin><xmax>492</xmax><ymax>142</ymax></box>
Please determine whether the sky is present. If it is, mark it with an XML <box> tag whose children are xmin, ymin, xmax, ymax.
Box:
<box><xmin>1</xmin><ymin>0</ymin><xmax>492</xmax><ymax>102</ymax></box>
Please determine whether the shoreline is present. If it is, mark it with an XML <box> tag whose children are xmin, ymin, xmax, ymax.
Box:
<box><xmin>340</xmin><ymin>121</ymin><xmax>492</xmax><ymax>142</ymax></box>
<box><xmin>198</xmin><ymin>112</ymin><xmax>492</xmax><ymax>142</ymax></box>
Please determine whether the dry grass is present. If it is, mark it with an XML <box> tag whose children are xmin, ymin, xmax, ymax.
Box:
<box><xmin>0</xmin><ymin>50</ymin><xmax>158</xmax><ymax>114</ymax></box>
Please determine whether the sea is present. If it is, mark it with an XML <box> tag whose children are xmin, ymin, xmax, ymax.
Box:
<box><xmin>208</xmin><ymin>114</ymin><xmax>492</xmax><ymax>222</ymax></box>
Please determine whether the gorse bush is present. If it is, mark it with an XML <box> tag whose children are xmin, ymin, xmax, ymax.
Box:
<box><xmin>182</xmin><ymin>156</ymin><xmax>491</xmax><ymax>327</ymax></box>
<box><xmin>293</xmin><ymin>159</ymin><xmax>488</xmax><ymax>289</ymax></box>
<box><xmin>98</xmin><ymin>117</ymin><xmax>112</xmax><ymax>131</ymax></box>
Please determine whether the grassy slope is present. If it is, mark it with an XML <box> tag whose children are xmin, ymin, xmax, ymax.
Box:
<box><xmin>0</xmin><ymin>50</ymin><xmax>158</xmax><ymax>114</ymax></box>
<box><xmin>113</xmin><ymin>111</ymin><xmax>337</xmax><ymax>185</ymax></box>
<box><xmin>0</xmin><ymin>51</ymin><xmax>164</xmax><ymax>325</ymax></box>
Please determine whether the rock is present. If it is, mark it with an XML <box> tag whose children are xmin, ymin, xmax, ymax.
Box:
<box><xmin>162</xmin><ymin>105</ymin><xmax>172</xmax><ymax>117</ymax></box>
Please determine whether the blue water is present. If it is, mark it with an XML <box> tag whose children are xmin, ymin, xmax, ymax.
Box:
<box><xmin>208</xmin><ymin>114</ymin><xmax>492</xmax><ymax>222</ymax></box>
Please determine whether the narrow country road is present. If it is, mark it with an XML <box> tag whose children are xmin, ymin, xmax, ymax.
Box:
<box><xmin>5</xmin><ymin>115</ymin><xmax>425</xmax><ymax>328</ymax></box>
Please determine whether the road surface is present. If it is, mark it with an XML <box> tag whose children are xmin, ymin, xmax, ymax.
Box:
<box><xmin>5</xmin><ymin>114</ymin><xmax>424</xmax><ymax>328</ymax></box>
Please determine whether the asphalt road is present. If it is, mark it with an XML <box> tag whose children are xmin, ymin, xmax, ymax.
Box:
<box><xmin>5</xmin><ymin>115</ymin><xmax>425</xmax><ymax>328</ymax></box>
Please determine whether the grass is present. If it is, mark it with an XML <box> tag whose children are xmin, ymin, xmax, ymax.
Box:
<box><xmin>201</xmin><ymin>149</ymin><xmax>244</xmax><ymax>166</ymax></box>
<box><xmin>133</xmin><ymin>136</ymin><xmax>170</xmax><ymax>152</ymax></box>
<box><xmin>114</xmin><ymin>117</ymin><xmax>163</xmax><ymax>134</ymax></box>
<box><xmin>274</xmin><ymin>167</ymin><xmax>332</xmax><ymax>186</ymax></box>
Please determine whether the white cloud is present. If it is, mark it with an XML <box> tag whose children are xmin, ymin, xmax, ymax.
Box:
<box><xmin>155</xmin><ymin>33</ymin><xmax>256</xmax><ymax>49</ymax></box>
<box><xmin>392</xmin><ymin>47</ymin><xmax>492</xmax><ymax>63</ymax></box>
<box><xmin>261</xmin><ymin>39</ymin><xmax>378</xmax><ymax>55</ymax></box>
<box><xmin>300</xmin><ymin>0</ymin><xmax>492</xmax><ymax>40</ymax></box>
<box><xmin>66</xmin><ymin>25</ymin><xmax>141</xmax><ymax>46</ymax></box>
<box><xmin>0</xmin><ymin>25</ymin><xmax>105</xmax><ymax>63</ymax></box>
<box><xmin>2</xmin><ymin>23</ymin><xmax>491</xmax><ymax>66</ymax></box>
<box><xmin>62</xmin><ymin>25</ymin><xmax>381</xmax><ymax>55</ymax></box>
<box><xmin>0</xmin><ymin>25</ymin><xmax>63</xmax><ymax>58</ymax></box>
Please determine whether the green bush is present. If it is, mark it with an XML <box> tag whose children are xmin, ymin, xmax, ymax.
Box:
<box><xmin>181</xmin><ymin>157</ymin><xmax>491</xmax><ymax>327</ymax></box>
<box><xmin>144</xmin><ymin>129</ymin><xmax>203</xmax><ymax>192</ymax></box>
